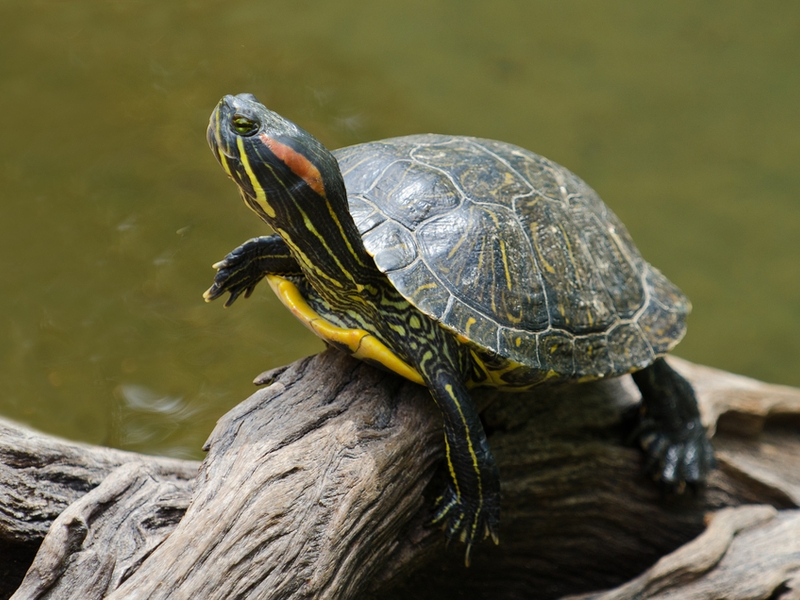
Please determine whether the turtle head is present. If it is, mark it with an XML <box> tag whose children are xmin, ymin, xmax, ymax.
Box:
<box><xmin>208</xmin><ymin>94</ymin><xmax>378</xmax><ymax>294</ymax></box>
<box><xmin>207</xmin><ymin>94</ymin><xmax>347</xmax><ymax>227</ymax></box>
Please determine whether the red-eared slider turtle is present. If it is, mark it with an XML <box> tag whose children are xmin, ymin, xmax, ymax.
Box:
<box><xmin>204</xmin><ymin>94</ymin><xmax>715</xmax><ymax>563</ymax></box>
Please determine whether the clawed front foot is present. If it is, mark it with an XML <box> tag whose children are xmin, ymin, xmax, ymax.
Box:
<box><xmin>203</xmin><ymin>235</ymin><xmax>299</xmax><ymax>307</ymax></box>
<box><xmin>204</xmin><ymin>242</ymin><xmax>265</xmax><ymax>306</ymax></box>
<box><xmin>431</xmin><ymin>485</ymin><xmax>500</xmax><ymax>566</ymax></box>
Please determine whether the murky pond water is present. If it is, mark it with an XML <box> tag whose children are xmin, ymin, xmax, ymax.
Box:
<box><xmin>1</xmin><ymin>1</ymin><xmax>798</xmax><ymax>459</ymax></box>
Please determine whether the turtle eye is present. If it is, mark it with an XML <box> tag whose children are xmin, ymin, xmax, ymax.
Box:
<box><xmin>231</xmin><ymin>115</ymin><xmax>258</xmax><ymax>136</ymax></box>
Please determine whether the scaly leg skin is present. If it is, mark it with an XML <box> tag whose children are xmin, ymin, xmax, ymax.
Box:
<box><xmin>631</xmin><ymin>357</ymin><xmax>716</xmax><ymax>489</ymax></box>
<box><xmin>203</xmin><ymin>235</ymin><xmax>301</xmax><ymax>307</ymax></box>
<box><xmin>422</xmin><ymin>361</ymin><xmax>501</xmax><ymax>566</ymax></box>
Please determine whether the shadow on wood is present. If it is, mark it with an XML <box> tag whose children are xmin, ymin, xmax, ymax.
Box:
<box><xmin>1</xmin><ymin>350</ymin><xmax>799</xmax><ymax>599</ymax></box>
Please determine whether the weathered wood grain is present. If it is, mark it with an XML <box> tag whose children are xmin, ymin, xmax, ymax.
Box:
<box><xmin>1</xmin><ymin>350</ymin><xmax>798</xmax><ymax>599</ymax></box>
<box><xmin>564</xmin><ymin>505</ymin><xmax>800</xmax><ymax>600</ymax></box>
<box><xmin>0</xmin><ymin>419</ymin><xmax>198</xmax><ymax>600</ymax></box>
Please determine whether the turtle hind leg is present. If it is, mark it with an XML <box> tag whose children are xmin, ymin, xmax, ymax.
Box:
<box><xmin>631</xmin><ymin>357</ymin><xmax>716</xmax><ymax>489</ymax></box>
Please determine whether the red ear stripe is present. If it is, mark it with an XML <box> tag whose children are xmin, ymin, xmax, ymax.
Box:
<box><xmin>260</xmin><ymin>134</ymin><xmax>327</xmax><ymax>198</ymax></box>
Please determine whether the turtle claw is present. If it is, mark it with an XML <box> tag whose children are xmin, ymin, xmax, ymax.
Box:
<box><xmin>488</xmin><ymin>523</ymin><xmax>500</xmax><ymax>545</ymax></box>
<box><xmin>635</xmin><ymin>415</ymin><xmax>716</xmax><ymax>490</ymax></box>
<box><xmin>431</xmin><ymin>486</ymin><xmax>500</xmax><ymax>566</ymax></box>
<box><xmin>204</xmin><ymin>240</ymin><xmax>269</xmax><ymax>307</ymax></box>
<box><xmin>204</xmin><ymin>279</ymin><xmax>258</xmax><ymax>307</ymax></box>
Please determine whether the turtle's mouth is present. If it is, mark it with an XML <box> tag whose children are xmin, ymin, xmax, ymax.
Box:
<box><xmin>207</xmin><ymin>105</ymin><xmax>236</xmax><ymax>161</ymax></box>
<box><xmin>207</xmin><ymin>107</ymin><xmax>247</xmax><ymax>189</ymax></box>
<box><xmin>206</xmin><ymin>120</ymin><xmax>223</xmax><ymax>163</ymax></box>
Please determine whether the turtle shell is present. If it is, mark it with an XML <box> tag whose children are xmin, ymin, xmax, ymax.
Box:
<box><xmin>333</xmin><ymin>135</ymin><xmax>690</xmax><ymax>380</ymax></box>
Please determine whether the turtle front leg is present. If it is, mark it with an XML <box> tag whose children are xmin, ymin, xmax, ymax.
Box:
<box><xmin>204</xmin><ymin>234</ymin><xmax>301</xmax><ymax>307</ymax></box>
<box><xmin>419</xmin><ymin>356</ymin><xmax>501</xmax><ymax>565</ymax></box>
<box><xmin>631</xmin><ymin>357</ymin><xmax>716</xmax><ymax>489</ymax></box>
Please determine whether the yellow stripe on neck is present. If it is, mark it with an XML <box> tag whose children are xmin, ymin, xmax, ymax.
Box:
<box><xmin>237</xmin><ymin>137</ymin><xmax>276</xmax><ymax>218</ymax></box>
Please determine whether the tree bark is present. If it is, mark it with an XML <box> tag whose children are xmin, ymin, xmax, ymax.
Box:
<box><xmin>1</xmin><ymin>349</ymin><xmax>799</xmax><ymax>599</ymax></box>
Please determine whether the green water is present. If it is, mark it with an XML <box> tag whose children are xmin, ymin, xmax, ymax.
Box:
<box><xmin>1</xmin><ymin>1</ymin><xmax>798</xmax><ymax>459</ymax></box>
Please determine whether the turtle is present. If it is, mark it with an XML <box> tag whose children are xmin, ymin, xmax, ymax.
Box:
<box><xmin>204</xmin><ymin>93</ymin><xmax>715</xmax><ymax>563</ymax></box>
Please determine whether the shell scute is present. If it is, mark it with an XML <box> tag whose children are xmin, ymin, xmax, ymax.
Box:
<box><xmin>416</xmin><ymin>202</ymin><xmax>547</xmax><ymax>333</ymax></box>
<box><xmin>388</xmin><ymin>260</ymin><xmax>452</xmax><ymax>321</ymax></box>
<box><xmin>573</xmin><ymin>333</ymin><xmax>614</xmax><ymax>380</ymax></box>
<box><xmin>366</xmin><ymin>160</ymin><xmax>461</xmax><ymax>230</ymax></box>
<box><xmin>635</xmin><ymin>268</ymin><xmax>690</xmax><ymax>355</ymax></box>
<box><xmin>412</xmin><ymin>140</ymin><xmax>533</xmax><ymax>211</ymax></box>
<box><xmin>496</xmin><ymin>327</ymin><xmax>540</xmax><ymax>369</ymax></box>
<box><xmin>519</xmin><ymin>197</ymin><xmax>619</xmax><ymax>333</ymax></box>
<box><xmin>606</xmin><ymin>323</ymin><xmax>654</xmax><ymax>373</ymax></box>
<box><xmin>337</xmin><ymin>141</ymin><xmax>415</xmax><ymax>195</ymax></box>
<box><xmin>568</xmin><ymin>201</ymin><xmax>646</xmax><ymax>320</ymax></box>
<box><xmin>488</xmin><ymin>144</ymin><xmax>567</xmax><ymax>204</ymax></box>
<box><xmin>348</xmin><ymin>195</ymin><xmax>385</xmax><ymax>234</ymax></box>
<box><xmin>363</xmin><ymin>220</ymin><xmax>418</xmax><ymax>273</ymax></box>
<box><xmin>441</xmin><ymin>298</ymin><xmax>500</xmax><ymax>352</ymax></box>
<box><xmin>537</xmin><ymin>330</ymin><xmax>576</xmax><ymax>379</ymax></box>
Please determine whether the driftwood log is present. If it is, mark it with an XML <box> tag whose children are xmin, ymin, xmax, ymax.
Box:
<box><xmin>1</xmin><ymin>349</ymin><xmax>799</xmax><ymax>599</ymax></box>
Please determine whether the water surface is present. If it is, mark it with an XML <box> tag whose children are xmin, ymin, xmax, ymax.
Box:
<box><xmin>1</xmin><ymin>1</ymin><xmax>798</xmax><ymax>458</ymax></box>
